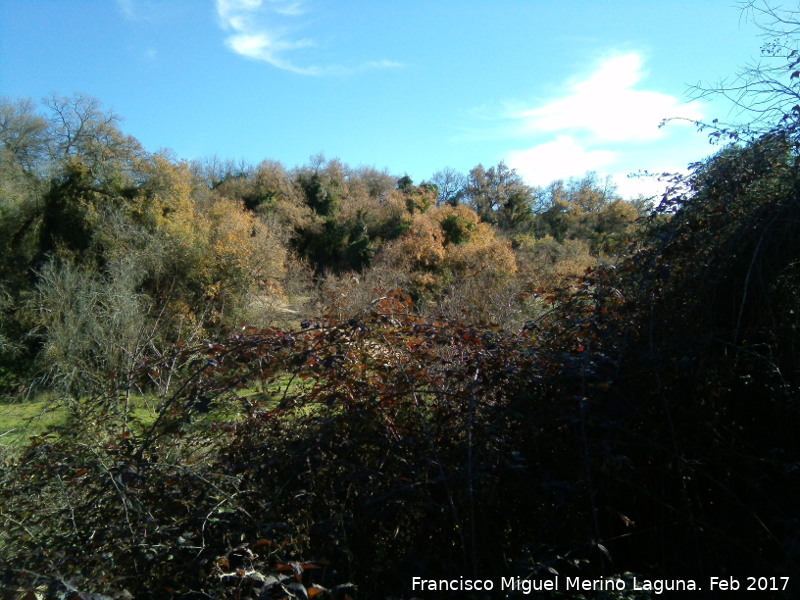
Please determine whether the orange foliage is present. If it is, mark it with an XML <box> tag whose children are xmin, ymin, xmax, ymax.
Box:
<box><xmin>377</xmin><ymin>205</ymin><xmax>517</xmax><ymax>301</ymax></box>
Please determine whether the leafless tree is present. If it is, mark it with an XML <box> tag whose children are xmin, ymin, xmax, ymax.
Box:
<box><xmin>690</xmin><ymin>1</ymin><xmax>800</xmax><ymax>131</ymax></box>
<box><xmin>431</xmin><ymin>166</ymin><xmax>467</xmax><ymax>206</ymax></box>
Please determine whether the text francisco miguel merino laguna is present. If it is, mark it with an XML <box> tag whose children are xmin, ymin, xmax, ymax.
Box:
<box><xmin>413</xmin><ymin>575</ymin><xmax>723</xmax><ymax>595</ymax></box>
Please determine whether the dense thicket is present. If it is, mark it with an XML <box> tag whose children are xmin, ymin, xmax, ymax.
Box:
<box><xmin>604</xmin><ymin>129</ymin><xmax>800</xmax><ymax>580</ymax></box>
<box><xmin>0</xmin><ymin>94</ymin><xmax>642</xmax><ymax>403</ymax></box>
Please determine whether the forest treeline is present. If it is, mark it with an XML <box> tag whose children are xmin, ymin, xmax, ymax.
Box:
<box><xmin>0</xmin><ymin>93</ymin><xmax>647</xmax><ymax>401</ymax></box>
<box><xmin>3</xmin><ymin>7</ymin><xmax>800</xmax><ymax>594</ymax></box>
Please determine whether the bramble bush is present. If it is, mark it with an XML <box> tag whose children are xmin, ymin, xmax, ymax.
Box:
<box><xmin>0</xmin><ymin>285</ymin><xmax>631</xmax><ymax>598</ymax></box>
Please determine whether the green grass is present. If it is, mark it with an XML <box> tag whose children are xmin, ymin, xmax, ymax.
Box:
<box><xmin>0</xmin><ymin>394</ymin><xmax>163</xmax><ymax>446</ymax></box>
<box><xmin>0</xmin><ymin>374</ymin><xmax>310</xmax><ymax>446</ymax></box>
<box><xmin>0</xmin><ymin>397</ymin><xmax>68</xmax><ymax>445</ymax></box>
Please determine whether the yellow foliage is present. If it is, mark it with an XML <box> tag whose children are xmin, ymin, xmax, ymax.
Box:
<box><xmin>201</xmin><ymin>197</ymin><xmax>286</xmax><ymax>286</ymax></box>
<box><xmin>123</xmin><ymin>157</ymin><xmax>289</xmax><ymax>329</ymax></box>
<box><xmin>132</xmin><ymin>154</ymin><xmax>197</xmax><ymax>240</ymax></box>
<box><xmin>445</xmin><ymin>221</ymin><xmax>517</xmax><ymax>281</ymax></box>
<box><xmin>381</xmin><ymin>212</ymin><xmax>446</xmax><ymax>272</ymax></box>
<box><xmin>377</xmin><ymin>204</ymin><xmax>517</xmax><ymax>298</ymax></box>
<box><xmin>193</xmin><ymin>197</ymin><xmax>287</xmax><ymax>324</ymax></box>
<box><xmin>435</xmin><ymin>203</ymin><xmax>481</xmax><ymax>227</ymax></box>
<box><xmin>515</xmin><ymin>235</ymin><xmax>596</xmax><ymax>290</ymax></box>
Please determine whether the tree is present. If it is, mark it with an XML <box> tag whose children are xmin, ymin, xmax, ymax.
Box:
<box><xmin>36</xmin><ymin>159</ymin><xmax>105</xmax><ymax>262</ymax></box>
<box><xmin>295</xmin><ymin>154</ymin><xmax>345</xmax><ymax>217</ymax></box>
<box><xmin>533</xmin><ymin>172</ymin><xmax>639</xmax><ymax>253</ymax></box>
<box><xmin>0</xmin><ymin>102</ymin><xmax>47</xmax><ymax>289</ymax></box>
<box><xmin>0</xmin><ymin>97</ymin><xmax>49</xmax><ymax>172</ymax></box>
<box><xmin>377</xmin><ymin>204</ymin><xmax>517</xmax><ymax>310</ymax></box>
<box><xmin>190</xmin><ymin>154</ymin><xmax>250</xmax><ymax>189</ymax></box>
<box><xmin>42</xmin><ymin>93</ymin><xmax>144</xmax><ymax>182</ymax></box>
<box><xmin>197</xmin><ymin>196</ymin><xmax>287</xmax><ymax>326</ymax></box>
<box><xmin>430</xmin><ymin>166</ymin><xmax>467</xmax><ymax>206</ymax></box>
<box><xmin>395</xmin><ymin>175</ymin><xmax>436</xmax><ymax>214</ymax></box>
<box><xmin>30</xmin><ymin>256</ymin><xmax>157</xmax><ymax>409</ymax></box>
<box><xmin>517</xmin><ymin>234</ymin><xmax>592</xmax><ymax>285</ymax></box>
<box><xmin>689</xmin><ymin>1</ymin><xmax>800</xmax><ymax>135</ymax></box>
<box><xmin>465</xmin><ymin>161</ymin><xmax>535</xmax><ymax>230</ymax></box>
<box><xmin>352</xmin><ymin>165</ymin><xmax>397</xmax><ymax>200</ymax></box>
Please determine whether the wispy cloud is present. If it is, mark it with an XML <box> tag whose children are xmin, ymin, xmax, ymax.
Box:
<box><xmin>116</xmin><ymin>0</ymin><xmax>160</xmax><ymax>21</ymax></box>
<box><xmin>504</xmin><ymin>52</ymin><xmax>709</xmax><ymax>197</ymax></box>
<box><xmin>116</xmin><ymin>0</ymin><xmax>161</xmax><ymax>60</ymax></box>
<box><xmin>117</xmin><ymin>0</ymin><xmax>137</xmax><ymax>19</ymax></box>
<box><xmin>215</xmin><ymin>0</ymin><xmax>402</xmax><ymax>75</ymax></box>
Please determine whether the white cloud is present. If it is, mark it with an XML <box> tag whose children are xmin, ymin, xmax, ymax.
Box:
<box><xmin>614</xmin><ymin>171</ymin><xmax>685</xmax><ymax>200</ymax></box>
<box><xmin>215</xmin><ymin>0</ymin><xmax>402</xmax><ymax>75</ymax></box>
<box><xmin>504</xmin><ymin>52</ymin><xmax>711</xmax><ymax>198</ymax></box>
<box><xmin>513</xmin><ymin>53</ymin><xmax>703</xmax><ymax>143</ymax></box>
<box><xmin>216</xmin><ymin>0</ymin><xmax>318</xmax><ymax>74</ymax></box>
<box><xmin>508</xmin><ymin>135</ymin><xmax>616</xmax><ymax>183</ymax></box>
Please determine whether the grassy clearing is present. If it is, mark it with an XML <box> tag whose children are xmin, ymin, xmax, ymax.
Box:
<box><xmin>0</xmin><ymin>394</ymin><xmax>160</xmax><ymax>446</ymax></box>
<box><xmin>0</xmin><ymin>397</ymin><xmax>67</xmax><ymax>446</ymax></box>
<box><xmin>0</xmin><ymin>374</ymin><xmax>311</xmax><ymax>446</ymax></box>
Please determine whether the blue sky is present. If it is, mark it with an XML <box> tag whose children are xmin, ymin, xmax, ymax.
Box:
<box><xmin>1</xmin><ymin>1</ymin><xmax>765</xmax><ymax>198</ymax></box>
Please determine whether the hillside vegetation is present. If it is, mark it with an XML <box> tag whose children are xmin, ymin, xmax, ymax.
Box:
<box><xmin>2</xmin><ymin>9</ymin><xmax>800</xmax><ymax>597</ymax></box>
